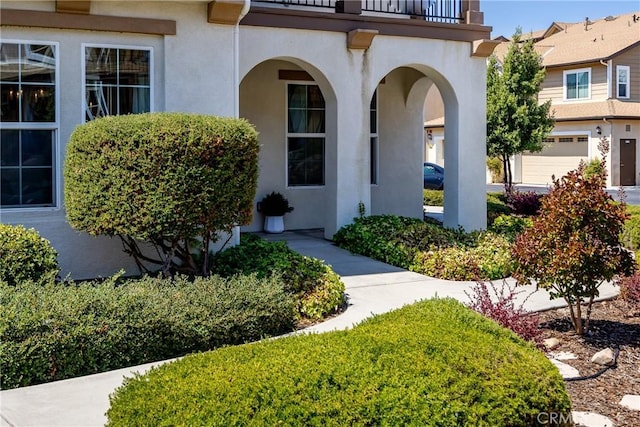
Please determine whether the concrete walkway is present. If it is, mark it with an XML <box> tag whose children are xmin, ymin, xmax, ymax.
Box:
<box><xmin>0</xmin><ymin>230</ymin><xmax>619</xmax><ymax>427</ymax></box>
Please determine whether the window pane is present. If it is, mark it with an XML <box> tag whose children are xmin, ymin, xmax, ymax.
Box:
<box><xmin>21</xmin><ymin>44</ymin><xmax>55</xmax><ymax>83</ymax></box>
<box><xmin>307</xmin><ymin>85</ymin><xmax>325</xmax><ymax>109</ymax></box>
<box><xmin>0</xmin><ymin>168</ymin><xmax>20</xmax><ymax>206</ymax></box>
<box><xmin>119</xmin><ymin>49</ymin><xmax>150</xmax><ymax>85</ymax></box>
<box><xmin>1</xmin><ymin>129</ymin><xmax>19</xmax><ymax>166</ymax></box>
<box><xmin>288</xmin><ymin>109</ymin><xmax>306</xmax><ymax>133</ymax></box>
<box><xmin>0</xmin><ymin>43</ymin><xmax>20</xmax><ymax>82</ymax></box>
<box><xmin>22</xmin><ymin>130</ymin><xmax>53</xmax><ymax>166</ymax></box>
<box><xmin>288</xmin><ymin>85</ymin><xmax>306</xmax><ymax>109</ymax></box>
<box><xmin>86</xmin><ymin>48</ymin><xmax>118</xmax><ymax>84</ymax></box>
<box><xmin>288</xmin><ymin>137</ymin><xmax>324</xmax><ymax>186</ymax></box>
<box><xmin>618</xmin><ymin>69</ymin><xmax>627</xmax><ymax>83</ymax></box>
<box><xmin>22</xmin><ymin>167</ymin><xmax>53</xmax><ymax>205</ymax></box>
<box><xmin>0</xmin><ymin>84</ymin><xmax>20</xmax><ymax>122</ymax></box>
<box><xmin>619</xmin><ymin>83</ymin><xmax>627</xmax><ymax>98</ymax></box>
<box><xmin>577</xmin><ymin>72</ymin><xmax>589</xmax><ymax>98</ymax></box>
<box><xmin>119</xmin><ymin>86</ymin><xmax>150</xmax><ymax>114</ymax></box>
<box><xmin>370</xmin><ymin>136</ymin><xmax>377</xmax><ymax>185</ymax></box>
<box><xmin>22</xmin><ymin>86</ymin><xmax>55</xmax><ymax>122</ymax></box>
<box><xmin>307</xmin><ymin>110</ymin><xmax>325</xmax><ymax>133</ymax></box>
<box><xmin>566</xmin><ymin>73</ymin><xmax>577</xmax><ymax>99</ymax></box>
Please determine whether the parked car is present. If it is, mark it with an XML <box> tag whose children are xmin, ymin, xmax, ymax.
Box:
<box><xmin>423</xmin><ymin>162</ymin><xmax>444</xmax><ymax>190</ymax></box>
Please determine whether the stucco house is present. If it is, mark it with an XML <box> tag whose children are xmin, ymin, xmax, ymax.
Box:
<box><xmin>425</xmin><ymin>11</ymin><xmax>640</xmax><ymax>187</ymax></box>
<box><xmin>1</xmin><ymin>0</ymin><xmax>494</xmax><ymax>279</ymax></box>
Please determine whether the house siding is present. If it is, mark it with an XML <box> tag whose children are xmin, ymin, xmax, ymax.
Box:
<box><xmin>540</xmin><ymin>63</ymin><xmax>608</xmax><ymax>103</ymax></box>
<box><xmin>612</xmin><ymin>46</ymin><xmax>640</xmax><ymax>100</ymax></box>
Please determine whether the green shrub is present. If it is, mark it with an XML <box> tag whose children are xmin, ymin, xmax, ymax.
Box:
<box><xmin>423</xmin><ymin>189</ymin><xmax>444</xmax><ymax>206</ymax></box>
<box><xmin>489</xmin><ymin>214</ymin><xmax>533</xmax><ymax>242</ymax></box>
<box><xmin>411</xmin><ymin>233</ymin><xmax>513</xmax><ymax>281</ymax></box>
<box><xmin>487</xmin><ymin>192</ymin><xmax>512</xmax><ymax>225</ymax></box>
<box><xmin>621</xmin><ymin>215</ymin><xmax>640</xmax><ymax>259</ymax></box>
<box><xmin>107</xmin><ymin>299</ymin><xmax>571</xmax><ymax>427</ymax></box>
<box><xmin>487</xmin><ymin>156</ymin><xmax>504</xmax><ymax>183</ymax></box>
<box><xmin>0</xmin><ymin>274</ymin><xmax>294</xmax><ymax>389</ymax></box>
<box><xmin>64</xmin><ymin>113</ymin><xmax>259</xmax><ymax>276</ymax></box>
<box><xmin>583</xmin><ymin>158</ymin><xmax>604</xmax><ymax>178</ymax></box>
<box><xmin>0</xmin><ymin>224</ymin><xmax>59</xmax><ymax>286</ymax></box>
<box><xmin>212</xmin><ymin>234</ymin><xmax>345</xmax><ymax>320</ymax></box>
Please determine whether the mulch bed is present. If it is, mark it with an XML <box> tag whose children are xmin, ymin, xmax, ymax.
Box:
<box><xmin>537</xmin><ymin>298</ymin><xmax>640</xmax><ymax>426</ymax></box>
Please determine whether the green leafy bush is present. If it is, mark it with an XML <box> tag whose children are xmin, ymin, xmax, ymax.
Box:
<box><xmin>212</xmin><ymin>234</ymin><xmax>345</xmax><ymax>320</ymax></box>
<box><xmin>107</xmin><ymin>299</ymin><xmax>571</xmax><ymax>427</ymax></box>
<box><xmin>583</xmin><ymin>158</ymin><xmax>604</xmax><ymax>178</ymax></box>
<box><xmin>487</xmin><ymin>192</ymin><xmax>512</xmax><ymax>225</ymax></box>
<box><xmin>0</xmin><ymin>224</ymin><xmax>59</xmax><ymax>286</ymax></box>
<box><xmin>423</xmin><ymin>189</ymin><xmax>444</xmax><ymax>206</ymax></box>
<box><xmin>0</xmin><ymin>274</ymin><xmax>294</xmax><ymax>389</ymax></box>
<box><xmin>486</xmin><ymin>156</ymin><xmax>503</xmax><ymax>183</ymax></box>
<box><xmin>621</xmin><ymin>214</ymin><xmax>640</xmax><ymax>259</ymax></box>
<box><xmin>411</xmin><ymin>232</ymin><xmax>514</xmax><ymax>281</ymax></box>
<box><xmin>64</xmin><ymin>113</ymin><xmax>259</xmax><ymax>276</ymax></box>
<box><xmin>488</xmin><ymin>214</ymin><xmax>533</xmax><ymax>242</ymax></box>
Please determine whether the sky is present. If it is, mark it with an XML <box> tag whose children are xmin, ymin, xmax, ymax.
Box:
<box><xmin>482</xmin><ymin>0</ymin><xmax>640</xmax><ymax>38</ymax></box>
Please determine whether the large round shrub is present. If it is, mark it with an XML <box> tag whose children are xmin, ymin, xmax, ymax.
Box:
<box><xmin>106</xmin><ymin>299</ymin><xmax>571</xmax><ymax>426</ymax></box>
<box><xmin>0</xmin><ymin>224</ymin><xmax>58</xmax><ymax>286</ymax></box>
<box><xmin>64</xmin><ymin>113</ymin><xmax>259</xmax><ymax>275</ymax></box>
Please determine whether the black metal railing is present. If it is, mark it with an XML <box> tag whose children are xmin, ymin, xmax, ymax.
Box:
<box><xmin>252</xmin><ymin>1</ymin><xmax>464</xmax><ymax>23</ymax></box>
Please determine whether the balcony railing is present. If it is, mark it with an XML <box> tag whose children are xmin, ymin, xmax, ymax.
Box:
<box><xmin>253</xmin><ymin>1</ymin><xmax>465</xmax><ymax>24</ymax></box>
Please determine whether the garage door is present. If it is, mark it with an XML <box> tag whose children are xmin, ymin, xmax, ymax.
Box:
<box><xmin>521</xmin><ymin>136</ymin><xmax>588</xmax><ymax>185</ymax></box>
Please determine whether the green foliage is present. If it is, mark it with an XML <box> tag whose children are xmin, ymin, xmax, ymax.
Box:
<box><xmin>0</xmin><ymin>274</ymin><xmax>294</xmax><ymax>389</ymax></box>
<box><xmin>583</xmin><ymin>158</ymin><xmax>604</xmax><ymax>178</ymax></box>
<box><xmin>487</xmin><ymin>29</ymin><xmax>555</xmax><ymax>187</ymax></box>
<box><xmin>411</xmin><ymin>232</ymin><xmax>514</xmax><ymax>281</ymax></box>
<box><xmin>620</xmin><ymin>215</ymin><xmax>640</xmax><ymax>259</ymax></box>
<box><xmin>423</xmin><ymin>189</ymin><xmax>444</xmax><ymax>206</ymax></box>
<box><xmin>488</xmin><ymin>214</ymin><xmax>533</xmax><ymax>242</ymax></box>
<box><xmin>212</xmin><ymin>234</ymin><xmax>345</xmax><ymax>320</ymax></box>
<box><xmin>512</xmin><ymin>162</ymin><xmax>636</xmax><ymax>335</ymax></box>
<box><xmin>64</xmin><ymin>112</ymin><xmax>259</xmax><ymax>276</ymax></box>
<box><xmin>258</xmin><ymin>192</ymin><xmax>293</xmax><ymax>216</ymax></box>
<box><xmin>487</xmin><ymin>192</ymin><xmax>512</xmax><ymax>225</ymax></box>
<box><xmin>486</xmin><ymin>157</ymin><xmax>503</xmax><ymax>183</ymax></box>
<box><xmin>107</xmin><ymin>299</ymin><xmax>571</xmax><ymax>427</ymax></box>
<box><xmin>0</xmin><ymin>224</ymin><xmax>59</xmax><ymax>286</ymax></box>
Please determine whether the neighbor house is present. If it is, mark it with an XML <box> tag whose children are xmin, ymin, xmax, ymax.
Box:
<box><xmin>0</xmin><ymin>0</ymin><xmax>494</xmax><ymax>279</ymax></box>
<box><xmin>426</xmin><ymin>11</ymin><xmax>640</xmax><ymax>186</ymax></box>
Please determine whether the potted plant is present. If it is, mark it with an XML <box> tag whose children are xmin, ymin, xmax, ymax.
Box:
<box><xmin>258</xmin><ymin>192</ymin><xmax>294</xmax><ymax>233</ymax></box>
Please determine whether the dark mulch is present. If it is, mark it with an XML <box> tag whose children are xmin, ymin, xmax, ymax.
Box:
<box><xmin>538</xmin><ymin>298</ymin><xmax>640</xmax><ymax>426</ymax></box>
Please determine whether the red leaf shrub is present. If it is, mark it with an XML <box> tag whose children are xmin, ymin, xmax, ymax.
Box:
<box><xmin>616</xmin><ymin>273</ymin><xmax>640</xmax><ymax>306</ymax></box>
<box><xmin>466</xmin><ymin>280</ymin><xmax>542</xmax><ymax>347</ymax></box>
<box><xmin>505</xmin><ymin>190</ymin><xmax>543</xmax><ymax>216</ymax></box>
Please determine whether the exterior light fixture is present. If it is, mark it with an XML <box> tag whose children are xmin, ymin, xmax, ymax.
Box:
<box><xmin>595</xmin><ymin>125</ymin><xmax>602</xmax><ymax>135</ymax></box>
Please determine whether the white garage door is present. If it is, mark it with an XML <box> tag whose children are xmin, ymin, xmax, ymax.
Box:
<box><xmin>521</xmin><ymin>136</ymin><xmax>588</xmax><ymax>185</ymax></box>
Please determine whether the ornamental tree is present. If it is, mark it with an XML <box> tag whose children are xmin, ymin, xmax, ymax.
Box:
<box><xmin>65</xmin><ymin>113</ymin><xmax>259</xmax><ymax>277</ymax></box>
<box><xmin>512</xmin><ymin>138</ymin><xmax>635</xmax><ymax>334</ymax></box>
<box><xmin>487</xmin><ymin>28</ymin><xmax>555</xmax><ymax>188</ymax></box>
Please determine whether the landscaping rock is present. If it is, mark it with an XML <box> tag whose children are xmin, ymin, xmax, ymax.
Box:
<box><xmin>549</xmin><ymin>351</ymin><xmax>577</xmax><ymax>360</ymax></box>
<box><xmin>571</xmin><ymin>411</ymin><xmax>614</xmax><ymax>427</ymax></box>
<box><xmin>549</xmin><ymin>358</ymin><xmax>580</xmax><ymax>379</ymax></box>
<box><xmin>619</xmin><ymin>394</ymin><xmax>640</xmax><ymax>411</ymax></box>
<box><xmin>544</xmin><ymin>337</ymin><xmax>561</xmax><ymax>349</ymax></box>
<box><xmin>591</xmin><ymin>348</ymin><xmax>615</xmax><ymax>366</ymax></box>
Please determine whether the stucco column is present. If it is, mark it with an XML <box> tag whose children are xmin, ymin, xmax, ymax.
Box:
<box><xmin>324</xmin><ymin>52</ymin><xmax>371</xmax><ymax>238</ymax></box>
<box><xmin>443</xmin><ymin>57</ymin><xmax>487</xmax><ymax>231</ymax></box>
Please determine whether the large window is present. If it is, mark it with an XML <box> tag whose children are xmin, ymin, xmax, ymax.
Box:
<box><xmin>84</xmin><ymin>46</ymin><xmax>151</xmax><ymax>121</ymax></box>
<box><xmin>564</xmin><ymin>68</ymin><xmax>590</xmax><ymax>100</ymax></box>
<box><xmin>287</xmin><ymin>84</ymin><xmax>325</xmax><ymax>186</ymax></box>
<box><xmin>370</xmin><ymin>89</ymin><xmax>378</xmax><ymax>185</ymax></box>
<box><xmin>0</xmin><ymin>41</ymin><xmax>57</xmax><ymax>208</ymax></box>
<box><xmin>617</xmin><ymin>65</ymin><xmax>630</xmax><ymax>99</ymax></box>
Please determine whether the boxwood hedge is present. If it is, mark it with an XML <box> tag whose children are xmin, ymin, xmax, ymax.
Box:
<box><xmin>107</xmin><ymin>299</ymin><xmax>571</xmax><ymax>426</ymax></box>
<box><xmin>0</xmin><ymin>274</ymin><xmax>294</xmax><ymax>389</ymax></box>
<box><xmin>0</xmin><ymin>224</ymin><xmax>59</xmax><ymax>286</ymax></box>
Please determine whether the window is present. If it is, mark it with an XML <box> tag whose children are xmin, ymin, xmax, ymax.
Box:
<box><xmin>84</xmin><ymin>46</ymin><xmax>151</xmax><ymax>121</ymax></box>
<box><xmin>564</xmin><ymin>68</ymin><xmax>590</xmax><ymax>100</ymax></box>
<box><xmin>617</xmin><ymin>65</ymin><xmax>630</xmax><ymax>99</ymax></box>
<box><xmin>287</xmin><ymin>84</ymin><xmax>325</xmax><ymax>186</ymax></box>
<box><xmin>0</xmin><ymin>41</ymin><xmax>57</xmax><ymax>208</ymax></box>
<box><xmin>577</xmin><ymin>136</ymin><xmax>588</xmax><ymax>142</ymax></box>
<box><xmin>370</xmin><ymin>89</ymin><xmax>378</xmax><ymax>185</ymax></box>
<box><xmin>543</xmin><ymin>137</ymin><xmax>555</xmax><ymax>143</ymax></box>
<box><xmin>558</xmin><ymin>137</ymin><xmax>574</xmax><ymax>143</ymax></box>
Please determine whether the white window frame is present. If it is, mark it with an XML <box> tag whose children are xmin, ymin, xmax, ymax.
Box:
<box><xmin>370</xmin><ymin>88</ymin><xmax>379</xmax><ymax>186</ymax></box>
<box><xmin>563</xmin><ymin>67</ymin><xmax>591</xmax><ymax>101</ymax></box>
<box><xmin>285</xmin><ymin>82</ymin><xmax>325</xmax><ymax>188</ymax></box>
<box><xmin>81</xmin><ymin>43</ymin><xmax>154</xmax><ymax>122</ymax></box>
<box><xmin>616</xmin><ymin>65</ymin><xmax>630</xmax><ymax>99</ymax></box>
<box><xmin>0</xmin><ymin>39</ymin><xmax>60</xmax><ymax>211</ymax></box>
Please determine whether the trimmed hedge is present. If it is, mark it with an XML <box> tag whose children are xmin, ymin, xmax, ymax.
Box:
<box><xmin>107</xmin><ymin>299</ymin><xmax>571</xmax><ymax>426</ymax></box>
<box><xmin>0</xmin><ymin>224</ymin><xmax>59</xmax><ymax>286</ymax></box>
<box><xmin>0</xmin><ymin>274</ymin><xmax>294</xmax><ymax>389</ymax></box>
<box><xmin>422</xmin><ymin>190</ymin><xmax>512</xmax><ymax>225</ymax></box>
<box><xmin>212</xmin><ymin>234</ymin><xmax>345</xmax><ymax>320</ymax></box>
<box><xmin>64</xmin><ymin>112</ymin><xmax>259</xmax><ymax>275</ymax></box>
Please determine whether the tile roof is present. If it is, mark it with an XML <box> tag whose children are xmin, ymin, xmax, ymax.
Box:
<box><xmin>492</xmin><ymin>11</ymin><xmax>640</xmax><ymax>67</ymax></box>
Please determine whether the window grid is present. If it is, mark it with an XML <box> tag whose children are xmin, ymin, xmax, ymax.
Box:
<box><xmin>286</xmin><ymin>83</ymin><xmax>326</xmax><ymax>187</ymax></box>
<box><xmin>617</xmin><ymin>65</ymin><xmax>630</xmax><ymax>99</ymax></box>
<box><xmin>0</xmin><ymin>41</ymin><xmax>58</xmax><ymax>209</ymax></box>
<box><xmin>564</xmin><ymin>68</ymin><xmax>591</xmax><ymax>101</ymax></box>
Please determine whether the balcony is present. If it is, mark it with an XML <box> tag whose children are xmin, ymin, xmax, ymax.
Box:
<box><xmin>252</xmin><ymin>1</ymin><xmax>466</xmax><ymax>24</ymax></box>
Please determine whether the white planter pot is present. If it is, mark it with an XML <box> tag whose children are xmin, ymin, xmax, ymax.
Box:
<box><xmin>264</xmin><ymin>216</ymin><xmax>285</xmax><ymax>233</ymax></box>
